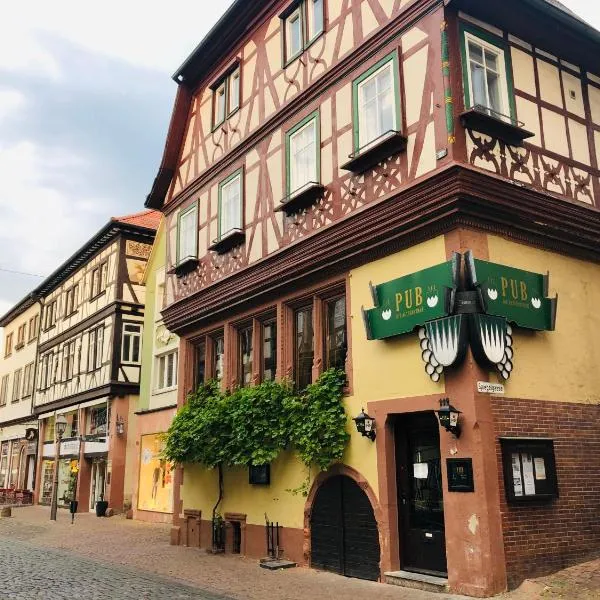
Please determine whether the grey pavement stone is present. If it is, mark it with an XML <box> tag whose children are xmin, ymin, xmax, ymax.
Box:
<box><xmin>0</xmin><ymin>537</ymin><xmax>232</xmax><ymax>600</ymax></box>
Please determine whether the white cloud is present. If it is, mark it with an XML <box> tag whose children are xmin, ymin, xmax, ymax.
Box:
<box><xmin>0</xmin><ymin>90</ymin><xmax>26</xmax><ymax>123</ymax></box>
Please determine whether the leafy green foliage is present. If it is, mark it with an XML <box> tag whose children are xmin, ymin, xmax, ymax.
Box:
<box><xmin>163</xmin><ymin>369</ymin><xmax>349</xmax><ymax>473</ymax></box>
<box><xmin>287</xmin><ymin>369</ymin><xmax>349</xmax><ymax>471</ymax></box>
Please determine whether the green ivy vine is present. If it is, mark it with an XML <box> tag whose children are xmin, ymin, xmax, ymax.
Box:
<box><xmin>163</xmin><ymin>369</ymin><xmax>349</xmax><ymax>476</ymax></box>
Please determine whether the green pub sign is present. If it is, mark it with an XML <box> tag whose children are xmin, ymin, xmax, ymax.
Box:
<box><xmin>363</xmin><ymin>258</ymin><xmax>458</xmax><ymax>340</ymax></box>
<box><xmin>465</xmin><ymin>252</ymin><xmax>557</xmax><ymax>331</ymax></box>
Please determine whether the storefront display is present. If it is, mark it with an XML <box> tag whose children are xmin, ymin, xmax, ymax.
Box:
<box><xmin>40</xmin><ymin>460</ymin><xmax>54</xmax><ymax>504</ymax></box>
<box><xmin>137</xmin><ymin>433</ymin><xmax>173</xmax><ymax>513</ymax></box>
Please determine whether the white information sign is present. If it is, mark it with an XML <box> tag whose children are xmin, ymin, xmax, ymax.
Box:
<box><xmin>477</xmin><ymin>381</ymin><xmax>505</xmax><ymax>394</ymax></box>
<box><xmin>511</xmin><ymin>453</ymin><xmax>523</xmax><ymax>497</ymax></box>
<box><xmin>522</xmin><ymin>453</ymin><xmax>536</xmax><ymax>496</ymax></box>
<box><xmin>534</xmin><ymin>457</ymin><xmax>547</xmax><ymax>480</ymax></box>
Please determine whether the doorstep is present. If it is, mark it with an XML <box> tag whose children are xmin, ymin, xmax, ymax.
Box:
<box><xmin>384</xmin><ymin>570</ymin><xmax>448</xmax><ymax>594</ymax></box>
<box><xmin>259</xmin><ymin>558</ymin><xmax>297</xmax><ymax>570</ymax></box>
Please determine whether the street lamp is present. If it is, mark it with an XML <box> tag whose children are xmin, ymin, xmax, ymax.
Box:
<box><xmin>353</xmin><ymin>408</ymin><xmax>376</xmax><ymax>441</ymax></box>
<box><xmin>436</xmin><ymin>398</ymin><xmax>462</xmax><ymax>438</ymax></box>
<box><xmin>50</xmin><ymin>415</ymin><xmax>68</xmax><ymax>521</ymax></box>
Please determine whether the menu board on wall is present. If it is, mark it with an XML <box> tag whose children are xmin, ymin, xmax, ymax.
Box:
<box><xmin>137</xmin><ymin>434</ymin><xmax>174</xmax><ymax>514</ymax></box>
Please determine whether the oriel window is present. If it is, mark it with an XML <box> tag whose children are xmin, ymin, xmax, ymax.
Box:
<box><xmin>294</xmin><ymin>306</ymin><xmax>314</xmax><ymax>390</ymax></box>
<box><xmin>325</xmin><ymin>296</ymin><xmax>347</xmax><ymax>370</ymax></box>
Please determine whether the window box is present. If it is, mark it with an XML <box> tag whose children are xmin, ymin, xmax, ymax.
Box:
<box><xmin>341</xmin><ymin>130</ymin><xmax>407</xmax><ymax>174</ymax></box>
<box><xmin>276</xmin><ymin>182</ymin><xmax>325</xmax><ymax>215</ymax></box>
<box><xmin>169</xmin><ymin>256</ymin><xmax>199</xmax><ymax>279</ymax></box>
<box><xmin>460</xmin><ymin>106</ymin><xmax>534</xmax><ymax>147</ymax></box>
<box><xmin>209</xmin><ymin>229</ymin><xmax>245</xmax><ymax>255</ymax></box>
<box><xmin>500</xmin><ymin>437</ymin><xmax>558</xmax><ymax>503</ymax></box>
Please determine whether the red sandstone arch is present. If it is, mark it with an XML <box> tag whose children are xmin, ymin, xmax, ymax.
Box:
<box><xmin>303</xmin><ymin>463</ymin><xmax>387</xmax><ymax>580</ymax></box>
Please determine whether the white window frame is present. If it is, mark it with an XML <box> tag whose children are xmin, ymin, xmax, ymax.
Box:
<box><xmin>122</xmin><ymin>323</ymin><xmax>142</xmax><ymax>365</ymax></box>
<box><xmin>214</xmin><ymin>81</ymin><xmax>227</xmax><ymax>127</ymax></box>
<box><xmin>177</xmin><ymin>203</ymin><xmax>198</xmax><ymax>264</ymax></box>
<box><xmin>287</xmin><ymin>113</ymin><xmax>320</xmax><ymax>196</ymax></box>
<box><xmin>0</xmin><ymin>375</ymin><xmax>9</xmax><ymax>406</ymax></box>
<box><xmin>88</xmin><ymin>326</ymin><xmax>104</xmax><ymax>371</ymax></box>
<box><xmin>307</xmin><ymin>0</ymin><xmax>324</xmax><ymax>42</ymax></box>
<box><xmin>463</xmin><ymin>30</ymin><xmax>511</xmax><ymax>120</ymax></box>
<box><xmin>286</xmin><ymin>7</ymin><xmax>304</xmax><ymax>62</ymax></box>
<box><xmin>63</xmin><ymin>340</ymin><xmax>76</xmax><ymax>380</ymax></box>
<box><xmin>12</xmin><ymin>369</ymin><xmax>22</xmax><ymax>402</ymax></box>
<box><xmin>218</xmin><ymin>171</ymin><xmax>243</xmax><ymax>238</ymax></box>
<box><xmin>155</xmin><ymin>349</ymin><xmax>178</xmax><ymax>392</ymax></box>
<box><xmin>229</xmin><ymin>68</ymin><xmax>240</xmax><ymax>114</ymax></box>
<box><xmin>356</xmin><ymin>58</ymin><xmax>399</xmax><ymax>152</ymax></box>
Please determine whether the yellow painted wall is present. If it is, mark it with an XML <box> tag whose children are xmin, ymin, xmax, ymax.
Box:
<box><xmin>487</xmin><ymin>236</ymin><xmax>600</xmax><ymax>404</ymax></box>
<box><xmin>180</xmin><ymin>237</ymin><xmax>447</xmax><ymax>527</ymax></box>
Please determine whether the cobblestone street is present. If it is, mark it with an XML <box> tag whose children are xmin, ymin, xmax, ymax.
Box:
<box><xmin>0</xmin><ymin>507</ymin><xmax>597</xmax><ymax>600</ymax></box>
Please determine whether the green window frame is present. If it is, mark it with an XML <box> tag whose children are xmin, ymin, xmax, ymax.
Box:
<box><xmin>459</xmin><ymin>22</ymin><xmax>517</xmax><ymax>122</ymax></box>
<box><xmin>211</xmin><ymin>65</ymin><xmax>241</xmax><ymax>131</ymax></box>
<box><xmin>352</xmin><ymin>51</ymin><xmax>402</xmax><ymax>154</ymax></box>
<box><xmin>218</xmin><ymin>168</ymin><xmax>244</xmax><ymax>240</ymax></box>
<box><xmin>285</xmin><ymin>110</ymin><xmax>321</xmax><ymax>197</ymax></box>
<box><xmin>176</xmin><ymin>202</ymin><xmax>198</xmax><ymax>265</ymax></box>
<box><xmin>281</xmin><ymin>0</ymin><xmax>325</xmax><ymax>66</ymax></box>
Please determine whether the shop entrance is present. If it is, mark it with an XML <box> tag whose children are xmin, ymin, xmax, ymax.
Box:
<box><xmin>310</xmin><ymin>475</ymin><xmax>380</xmax><ymax>581</ymax></box>
<box><xmin>89</xmin><ymin>459</ymin><xmax>106</xmax><ymax>511</ymax></box>
<box><xmin>395</xmin><ymin>412</ymin><xmax>447</xmax><ymax>575</ymax></box>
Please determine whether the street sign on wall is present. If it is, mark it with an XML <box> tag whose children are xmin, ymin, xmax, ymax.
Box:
<box><xmin>363</xmin><ymin>259</ymin><xmax>458</xmax><ymax>340</ymax></box>
<box><xmin>466</xmin><ymin>253</ymin><xmax>557</xmax><ymax>331</ymax></box>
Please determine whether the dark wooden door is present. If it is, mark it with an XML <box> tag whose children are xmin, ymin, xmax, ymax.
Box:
<box><xmin>311</xmin><ymin>475</ymin><xmax>380</xmax><ymax>581</ymax></box>
<box><xmin>396</xmin><ymin>412</ymin><xmax>447</xmax><ymax>575</ymax></box>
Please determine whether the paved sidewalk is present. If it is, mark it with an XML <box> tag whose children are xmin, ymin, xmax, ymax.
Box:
<box><xmin>0</xmin><ymin>506</ymin><xmax>598</xmax><ymax>599</ymax></box>
<box><xmin>0</xmin><ymin>506</ymin><xmax>463</xmax><ymax>600</ymax></box>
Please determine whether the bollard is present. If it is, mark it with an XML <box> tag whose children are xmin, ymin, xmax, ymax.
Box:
<box><xmin>1</xmin><ymin>507</ymin><xmax>12</xmax><ymax>518</ymax></box>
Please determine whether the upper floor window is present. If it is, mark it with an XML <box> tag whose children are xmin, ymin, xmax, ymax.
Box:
<box><xmin>89</xmin><ymin>405</ymin><xmax>108</xmax><ymax>436</ymax></box>
<box><xmin>88</xmin><ymin>326</ymin><xmax>104</xmax><ymax>371</ymax></box>
<box><xmin>39</xmin><ymin>353</ymin><xmax>51</xmax><ymax>390</ymax></box>
<box><xmin>28</xmin><ymin>315</ymin><xmax>39</xmax><ymax>343</ymax></box>
<box><xmin>16</xmin><ymin>324</ymin><xmax>26</xmax><ymax>349</ymax></box>
<box><xmin>22</xmin><ymin>362</ymin><xmax>34</xmax><ymax>398</ymax></box>
<box><xmin>218</xmin><ymin>170</ymin><xmax>243</xmax><ymax>239</ymax></box>
<box><xmin>64</xmin><ymin>285</ymin><xmax>79</xmax><ymax>318</ymax></box>
<box><xmin>177</xmin><ymin>203</ymin><xmax>198</xmax><ymax>265</ymax></box>
<box><xmin>461</xmin><ymin>25</ymin><xmax>513</xmax><ymax>122</ymax></box>
<box><xmin>156</xmin><ymin>349</ymin><xmax>178</xmax><ymax>392</ymax></box>
<box><xmin>239</xmin><ymin>325</ymin><xmax>253</xmax><ymax>387</ymax></box>
<box><xmin>286</xmin><ymin>112</ymin><xmax>320</xmax><ymax>196</ymax></box>
<box><xmin>44</xmin><ymin>301</ymin><xmax>57</xmax><ymax>331</ymax></box>
<box><xmin>122</xmin><ymin>323</ymin><xmax>142</xmax><ymax>364</ymax></box>
<box><xmin>294</xmin><ymin>305</ymin><xmax>314</xmax><ymax>390</ymax></box>
<box><xmin>213</xmin><ymin>334</ymin><xmax>225</xmax><ymax>382</ymax></box>
<box><xmin>90</xmin><ymin>262</ymin><xmax>108</xmax><ymax>299</ymax></box>
<box><xmin>282</xmin><ymin>0</ymin><xmax>325</xmax><ymax>64</ymax></box>
<box><xmin>0</xmin><ymin>375</ymin><xmax>9</xmax><ymax>406</ymax></box>
<box><xmin>62</xmin><ymin>340</ymin><xmax>76</xmax><ymax>380</ymax></box>
<box><xmin>11</xmin><ymin>369</ymin><xmax>22</xmax><ymax>403</ymax></box>
<box><xmin>353</xmin><ymin>52</ymin><xmax>400</xmax><ymax>153</ymax></box>
<box><xmin>4</xmin><ymin>333</ymin><xmax>13</xmax><ymax>357</ymax></box>
<box><xmin>261</xmin><ymin>320</ymin><xmax>277</xmax><ymax>382</ymax></box>
<box><xmin>212</xmin><ymin>65</ymin><xmax>241</xmax><ymax>129</ymax></box>
<box><xmin>324</xmin><ymin>296</ymin><xmax>347</xmax><ymax>370</ymax></box>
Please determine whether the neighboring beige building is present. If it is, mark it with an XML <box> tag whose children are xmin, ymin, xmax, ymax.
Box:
<box><xmin>0</xmin><ymin>298</ymin><xmax>41</xmax><ymax>496</ymax></box>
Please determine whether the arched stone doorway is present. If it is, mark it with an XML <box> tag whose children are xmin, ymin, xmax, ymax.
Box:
<box><xmin>306</xmin><ymin>468</ymin><xmax>381</xmax><ymax>581</ymax></box>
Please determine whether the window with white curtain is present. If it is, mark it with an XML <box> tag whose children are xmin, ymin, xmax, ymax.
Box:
<box><xmin>177</xmin><ymin>204</ymin><xmax>198</xmax><ymax>263</ymax></box>
<box><xmin>356</xmin><ymin>57</ymin><xmax>398</xmax><ymax>151</ymax></box>
<box><xmin>287</xmin><ymin>114</ymin><xmax>319</xmax><ymax>195</ymax></box>
<box><xmin>219</xmin><ymin>172</ymin><xmax>243</xmax><ymax>237</ymax></box>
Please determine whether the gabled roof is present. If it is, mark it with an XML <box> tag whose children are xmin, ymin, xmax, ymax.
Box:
<box><xmin>0</xmin><ymin>210</ymin><xmax>160</xmax><ymax>327</ymax></box>
<box><xmin>113</xmin><ymin>209</ymin><xmax>162</xmax><ymax>230</ymax></box>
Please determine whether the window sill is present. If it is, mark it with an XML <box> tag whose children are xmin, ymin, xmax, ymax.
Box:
<box><xmin>89</xmin><ymin>291</ymin><xmax>106</xmax><ymax>303</ymax></box>
<box><xmin>168</xmin><ymin>256</ymin><xmax>199</xmax><ymax>279</ymax></box>
<box><xmin>15</xmin><ymin>343</ymin><xmax>24</xmax><ymax>352</ymax></box>
<box><xmin>152</xmin><ymin>386</ymin><xmax>178</xmax><ymax>396</ymax></box>
<box><xmin>341</xmin><ymin>130</ymin><xmax>408</xmax><ymax>174</ymax></box>
<box><xmin>460</xmin><ymin>106</ymin><xmax>535</xmax><ymax>147</ymax></box>
<box><xmin>209</xmin><ymin>229</ymin><xmax>245</xmax><ymax>255</ymax></box>
<box><xmin>276</xmin><ymin>182</ymin><xmax>325</xmax><ymax>215</ymax></box>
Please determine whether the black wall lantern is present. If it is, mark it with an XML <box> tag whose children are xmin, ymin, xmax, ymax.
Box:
<box><xmin>353</xmin><ymin>408</ymin><xmax>376</xmax><ymax>441</ymax></box>
<box><xmin>436</xmin><ymin>398</ymin><xmax>462</xmax><ymax>438</ymax></box>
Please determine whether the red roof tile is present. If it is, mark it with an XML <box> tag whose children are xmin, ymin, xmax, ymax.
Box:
<box><xmin>112</xmin><ymin>209</ymin><xmax>161</xmax><ymax>230</ymax></box>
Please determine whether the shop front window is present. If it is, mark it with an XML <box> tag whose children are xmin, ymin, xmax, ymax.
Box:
<box><xmin>0</xmin><ymin>442</ymin><xmax>8</xmax><ymax>488</ymax></box>
<box><xmin>9</xmin><ymin>443</ymin><xmax>20</xmax><ymax>488</ymax></box>
<box><xmin>40</xmin><ymin>460</ymin><xmax>54</xmax><ymax>504</ymax></box>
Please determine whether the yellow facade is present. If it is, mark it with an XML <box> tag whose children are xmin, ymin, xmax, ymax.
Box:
<box><xmin>138</xmin><ymin>433</ymin><xmax>174</xmax><ymax>514</ymax></box>
<box><xmin>487</xmin><ymin>236</ymin><xmax>600</xmax><ymax>404</ymax></box>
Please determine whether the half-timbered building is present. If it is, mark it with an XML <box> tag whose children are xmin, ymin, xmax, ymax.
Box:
<box><xmin>0</xmin><ymin>299</ymin><xmax>41</xmax><ymax>500</ymax></box>
<box><xmin>33</xmin><ymin>210</ymin><xmax>159</xmax><ymax>514</ymax></box>
<box><xmin>146</xmin><ymin>0</ymin><xmax>600</xmax><ymax>595</ymax></box>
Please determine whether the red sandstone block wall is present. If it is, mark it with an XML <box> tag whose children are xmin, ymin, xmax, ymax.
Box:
<box><xmin>492</xmin><ymin>398</ymin><xmax>600</xmax><ymax>588</ymax></box>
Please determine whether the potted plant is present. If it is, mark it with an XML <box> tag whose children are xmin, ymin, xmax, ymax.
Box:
<box><xmin>95</xmin><ymin>493</ymin><xmax>108</xmax><ymax>517</ymax></box>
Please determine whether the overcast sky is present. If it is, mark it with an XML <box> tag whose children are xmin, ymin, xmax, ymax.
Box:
<box><xmin>0</xmin><ymin>0</ymin><xmax>598</xmax><ymax>320</ymax></box>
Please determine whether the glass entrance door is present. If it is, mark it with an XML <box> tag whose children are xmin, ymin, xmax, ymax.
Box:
<box><xmin>89</xmin><ymin>460</ymin><xmax>106</xmax><ymax>511</ymax></box>
<box><xmin>396</xmin><ymin>412</ymin><xmax>447</xmax><ymax>575</ymax></box>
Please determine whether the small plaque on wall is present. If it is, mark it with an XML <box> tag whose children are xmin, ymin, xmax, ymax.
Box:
<box><xmin>447</xmin><ymin>458</ymin><xmax>474</xmax><ymax>492</ymax></box>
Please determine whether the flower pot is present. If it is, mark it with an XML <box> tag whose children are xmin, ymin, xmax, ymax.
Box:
<box><xmin>95</xmin><ymin>500</ymin><xmax>108</xmax><ymax>517</ymax></box>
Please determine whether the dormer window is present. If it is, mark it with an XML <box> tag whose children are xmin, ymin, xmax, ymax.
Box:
<box><xmin>282</xmin><ymin>0</ymin><xmax>325</xmax><ymax>65</ymax></box>
<box><xmin>212</xmin><ymin>64</ymin><xmax>241</xmax><ymax>129</ymax></box>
